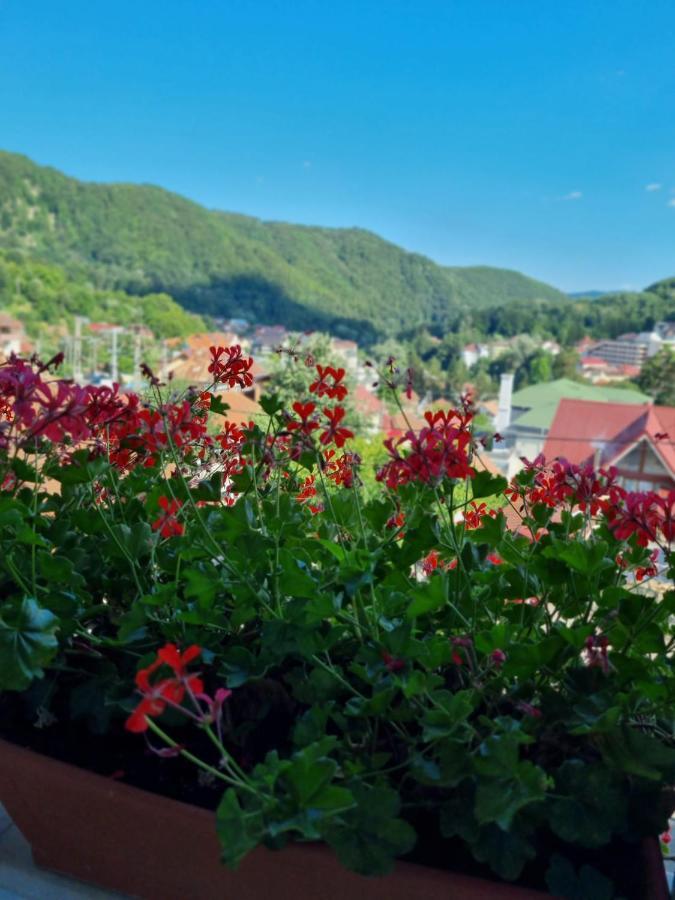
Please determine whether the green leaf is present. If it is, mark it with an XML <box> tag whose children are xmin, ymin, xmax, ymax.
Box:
<box><xmin>215</xmin><ymin>789</ymin><xmax>265</xmax><ymax>869</ymax></box>
<box><xmin>545</xmin><ymin>855</ymin><xmax>615</xmax><ymax>900</ymax></box>
<box><xmin>421</xmin><ymin>689</ymin><xmax>476</xmax><ymax>740</ymax></box>
<box><xmin>599</xmin><ymin>726</ymin><xmax>675</xmax><ymax>781</ymax></box>
<box><xmin>0</xmin><ymin>597</ymin><xmax>59</xmax><ymax>690</ymax></box>
<box><xmin>470</xmin><ymin>471</ymin><xmax>508</xmax><ymax>500</ymax></box>
<box><xmin>474</xmin><ymin>761</ymin><xmax>549</xmax><ymax>830</ymax></box>
<box><xmin>259</xmin><ymin>394</ymin><xmax>283</xmax><ymax>416</ymax></box>
<box><xmin>36</xmin><ymin>552</ymin><xmax>77</xmax><ymax>583</ymax></box>
<box><xmin>277</xmin><ymin>550</ymin><xmax>318</xmax><ymax>599</ymax></box>
<box><xmin>183</xmin><ymin>567</ymin><xmax>217</xmax><ymax>609</ymax></box>
<box><xmin>471</xmin><ymin>824</ymin><xmax>536</xmax><ymax>881</ymax></box>
<box><xmin>282</xmin><ymin>742</ymin><xmax>355</xmax><ymax>816</ymax></box>
<box><xmin>406</xmin><ymin>576</ymin><xmax>446</xmax><ymax>618</ymax></box>
<box><xmin>322</xmin><ymin>785</ymin><xmax>416</xmax><ymax>876</ymax></box>
<box><xmin>544</xmin><ymin>539</ymin><xmax>609</xmax><ymax>575</ymax></box>
<box><xmin>208</xmin><ymin>394</ymin><xmax>230</xmax><ymax>416</ymax></box>
<box><xmin>549</xmin><ymin>761</ymin><xmax>626</xmax><ymax>847</ymax></box>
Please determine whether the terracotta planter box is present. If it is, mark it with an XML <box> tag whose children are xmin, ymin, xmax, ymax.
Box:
<box><xmin>0</xmin><ymin>738</ymin><xmax>667</xmax><ymax>900</ymax></box>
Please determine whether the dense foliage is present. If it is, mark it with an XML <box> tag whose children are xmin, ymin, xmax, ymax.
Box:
<box><xmin>0</xmin><ymin>151</ymin><xmax>567</xmax><ymax>340</ymax></box>
<box><xmin>443</xmin><ymin>290</ymin><xmax>675</xmax><ymax>345</ymax></box>
<box><xmin>0</xmin><ymin>250</ymin><xmax>204</xmax><ymax>339</ymax></box>
<box><xmin>0</xmin><ymin>347</ymin><xmax>673</xmax><ymax>897</ymax></box>
<box><xmin>638</xmin><ymin>348</ymin><xmax>675</xmax><ymax>406</ymax></box>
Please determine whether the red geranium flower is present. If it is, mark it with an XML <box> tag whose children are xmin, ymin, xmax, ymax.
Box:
<box><xmin>126</xmin><ymin>644</ymin><xmax>204</xmax><ymax>733</ymax></box>
<box><xmin>208</xmin><ymin>345</ymin><xmax>254</xmax><ymax>389</ymax></box>
<box><xmin>382</xmin><ymin>651</ymin><xmax>405</xmax><ymax>672</ymax></box>
<box><xmin>152</xmin><ymin>496</ymin><xmax>184</xmax><ymax>538</ymax></box>
<box><xmin>319</xmin><ymin>406</ymin><xmax>353</xmax><ymax>448</ymax></box>
<box><xmin>287</xmin><ymin>401</ymin><xmax>319</xmax><ymax>436</ymax></box>
<box><xmin>309</xmin><ymin>365</ymin><xmax>348</xmax><ymax>401</ymax></box>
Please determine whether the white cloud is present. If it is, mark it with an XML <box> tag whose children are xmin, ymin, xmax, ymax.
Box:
<box><xmin>645</xmin><ymin>183</ymin><xmax>662</xmax><ymax>192</ymax></box>
<box><xmin>302</xmin><ymin>160</ymin><xmax>312</xmax><ymax>169</ymax></box>
<box><xmin>562</xmin><ymin>190</ymin><xmax>583</xmax><ymax>201</ymax></box>
<box><xmin>668</xmin><ymin>197</ymin><xmax>675</xmax><ymax>207</ymax></box>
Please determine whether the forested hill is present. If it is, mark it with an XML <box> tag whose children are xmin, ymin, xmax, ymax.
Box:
<box><xmin>0</xmin><ymin>251</ymin><xmax>205</xmax><ymax>338</ymax></box>
<box><xmin>0</xmin><ymin>150</ymin><xmax>566</xmax><ymax>340</ymax></box>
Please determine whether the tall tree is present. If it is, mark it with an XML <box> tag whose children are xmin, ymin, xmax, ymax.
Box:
<box><xmin>637</xmin><ymin>348</ymin><xmax>675</xmax><ymax>405</ymax></box>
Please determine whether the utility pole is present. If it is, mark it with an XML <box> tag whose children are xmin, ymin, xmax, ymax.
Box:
<box><xmin>110</xmin><ymin>327</ymin><xmax>123</xmax><ymax>384</ymax></box>
<box><xmin>89</xmin><ymin>336</ymin><xmax>99</xmax><ymax>376</ymax></box>
<box><xmin>73</xmin><ymin>316</ymin><xmax>86</xmax><ymax>383</ymax></box>
<box><xmin>132</xmin><ymin>327</ymin><xmax>142</xmax><ymax>384</ymax></box>
<box><xmin>160</xmin><ymin>340</ymin><xmax>168</xmax><ymax>381</ymax></box>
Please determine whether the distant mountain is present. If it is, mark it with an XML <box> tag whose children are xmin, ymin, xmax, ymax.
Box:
<box><xmin>0</xmin><ymin>150</ymin><xmax>567</xmax><ymax>341</ymax></box>
<box><xmin>567</xmin><ymin>290</ymin><xmax>614</xmax><ymax>300</ymax></box>
<box><xmin>645</xmin><ymin>277</ymin><xmax>675</xmax><ymax>303</ymax></box>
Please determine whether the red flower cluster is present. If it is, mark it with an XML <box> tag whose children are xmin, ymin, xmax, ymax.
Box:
<box><xmin>0</xmin><ymin>355</ymin><xmax>145</xmax><ymax>459</ymax></box>
<box><xmin>296</xmin><ymin>475</ymin><xmax>323</xmax><ymax>515</ymax></box>
<box><xmin>320</xmin><ymin>406</ymin><xmax>353</xmax><ymax>448</ymax></box>
<box><xmin>451</xmin><ymin>635</ymin><xmax>473</xmax><ymax>666</ymax></box>
<box><xmin>104</xmin><ymin>399</ymin><xmax>211</xmax><ymax>471</ymax></box>
<box><xmin>377</xmin><ymin>409</ymin><xmax>475</xmax><ymax>490</ymax></box>
<box><xmin>382</xmin><ymin>651</ymin><xmax>405</xmax><ymax>672</ymax></box>
<box><xmin>584</xmin><ymin>634</ymin><xmax>610</xmax><ymax>674</ymax></box>
<box><xmin>152</xmin><ymin>496</ymin><xmax>184</xmax><ymax>538</ymax></box>
<box><xmin>208</xmin><ymin>345</ymin><xmax>254</xmax><ymax>389</ymax></box>
<box><xmin>324</xmin><ymin>450</ymin><xmax>359</xmax><ymax>488</ymax></box>
<box><xmin>309</xmin><ymin>365</ymin><xmax>348</xmax><ymax>401</ymax></box>
<box><xmin>420</xmin><ymin>549</ymin><xmax>457</xmax><ymax>575</ymax></box>
<box><xmin>126</xmin><ymin>644</ymin><xmax>204</xmax><ymax>733</ymax></box>
<box><xmin>288</xmin><ymin>401</ymin><xmax>320</xmax><ymax>437</ymax></box>
<box><xmin>507</xmin><ymin>458</ymin><xmax>624</xmax><ymax>515</ymax></box>
<box><xmin>609</xmin><ymin>490</ymin><xmax>674</xmax><ymax>548</ymax></box>
<box><xmin>386</xmin><ymin>510</ymin><xmax>406</xmax><ymax>532</ymax></box>
<box><xmin>636</xmin><ymin>549</ymin><xmax>659</xmax><ymax>581</ymax></box>
<box><xmin>286</xmin><ymin>403</ymin><xmax>354</xmax><ymax>452</ymax></box>
<box><xmin>463</xmin><ymin>501</ymin><xmax>496</xmax><ymax>530</ymax></box>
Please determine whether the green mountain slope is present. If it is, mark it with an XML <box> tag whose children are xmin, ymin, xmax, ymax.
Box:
<box><xmin>0</xmin><ymin>150</ymin><xmax>567</xmax><ymax>340</ymax></box>
<box><xmin>0</xmin><ymin>251</ymin><xmax>204</xmax><ymax>338</ymax></box>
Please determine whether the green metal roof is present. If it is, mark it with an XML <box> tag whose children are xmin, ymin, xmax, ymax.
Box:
<box><xmin>510</xmin><ymin>379</ymin><xmax>651</xmax><ymax>431</ymax></box>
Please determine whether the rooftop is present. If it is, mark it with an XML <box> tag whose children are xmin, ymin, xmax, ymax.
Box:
<box><xmin>544</xmin><ymin>398</ymin><xmax>675</xmax><ymax>475</ymax></box>
<box><xmin>510</xmin><ymin>379</ymin><xmax>651</xmax><ymax>431</ymax></box>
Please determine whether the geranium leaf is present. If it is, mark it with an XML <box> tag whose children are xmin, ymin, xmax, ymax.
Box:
<box><xmin>0</xmin><ymin>597</ymin><xmax>59</xmax><ymax>690</ymax></box>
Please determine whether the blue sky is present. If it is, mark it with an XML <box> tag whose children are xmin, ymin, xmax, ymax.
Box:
<box><xmin>1</xmin><ymin>0</ymin><xmax>674</xmax><ymax>291</ymax></box>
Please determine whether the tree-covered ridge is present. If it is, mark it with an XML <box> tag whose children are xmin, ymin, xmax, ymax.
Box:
<box><xmin>0</xmin><ymin>250</ymin><xmax>205</xmax><ymax>338</ymax></box>
<box><xmin>435</xmin><ymin>288</ymin><xmax>675</xmax><ymax>345</ymax></box>
<box><xmin>0</xmin><ymin>150</ymin><xmax>567</xmax><ymax>340</ymax></box>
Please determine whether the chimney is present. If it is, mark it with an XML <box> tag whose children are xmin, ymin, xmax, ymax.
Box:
<box><xmin>495</xmin><ymin>373</ymin><xmax>514</xmax><ymax>433</ymax></box>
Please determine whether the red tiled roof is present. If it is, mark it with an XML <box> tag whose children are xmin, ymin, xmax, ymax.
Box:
<box><xmin>543</xmin><ymin>398</ymin><xmax>675</xmax><ymax>477</ymax></box>
<box><xmin>0</xmin><ymin>312</ymin><xmax>23</xmax><ymax>330</ymax></box>
<box><xmin>217</xmin><ymin>390</ymin><xmax>264</xmax><ymax>424</ymax></box>
<box><xmin>617</xmin><ymin>364</ymin><xmax>641</xmax><ymax>377</ymax></box>
<box><xmin>353</xmin><ymin>384</ymin><xmax>384</xmax><ymax>417</ymax></box>
<box><xmin>381</xmin><ymin>410</ymin><xmax>427</xmax><ymax>438</ymax></box>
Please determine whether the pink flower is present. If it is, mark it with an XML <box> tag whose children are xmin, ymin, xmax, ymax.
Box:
<box><xmin>490</xmin><ymin>649</ymin><xmax>507</xmax><ymax>668</ymax></box>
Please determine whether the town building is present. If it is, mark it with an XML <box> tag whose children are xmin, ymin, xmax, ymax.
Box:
<box><xmin>251</xmin><ymin>325</ymin><xmax>288</xmax><ymax>355</ymax></box>
<box><xmin>0</xmin><ymin>313</ymin><xmax>27</xmax><ymax>359</ymax></box>
<box><xmin>461</xmin><ymin>343</ymin><xmax>490</xmax><ymax>368</ymax></box>
<box><xmin>544</xmin><ymin>399</ymin><xmax>675</xmax><ymax>492</ymax></box>
<box><xmin>578</xmin><ymin>357</ymin><xmax>641</xmax><ymax>384</ymax></box>
<box><xmin>490</xmin><ymin>377</ymin><xmax>652</xmax><ymax>476</ymax></box>
<box><xmin>330</xmin><ymin>338</ymin><xmax>359</xmax><ymax>374</ymax></box>
<box><xmin>583</xmin><ymin>332</ymin><xmax>663</xmax><ymax>369</ymax></box>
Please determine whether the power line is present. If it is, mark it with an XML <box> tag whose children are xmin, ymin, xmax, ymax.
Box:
<box><xmin>496</xmin><ymin>435</ymin><xmax>675</xmax><ymax>446</ymax></box>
